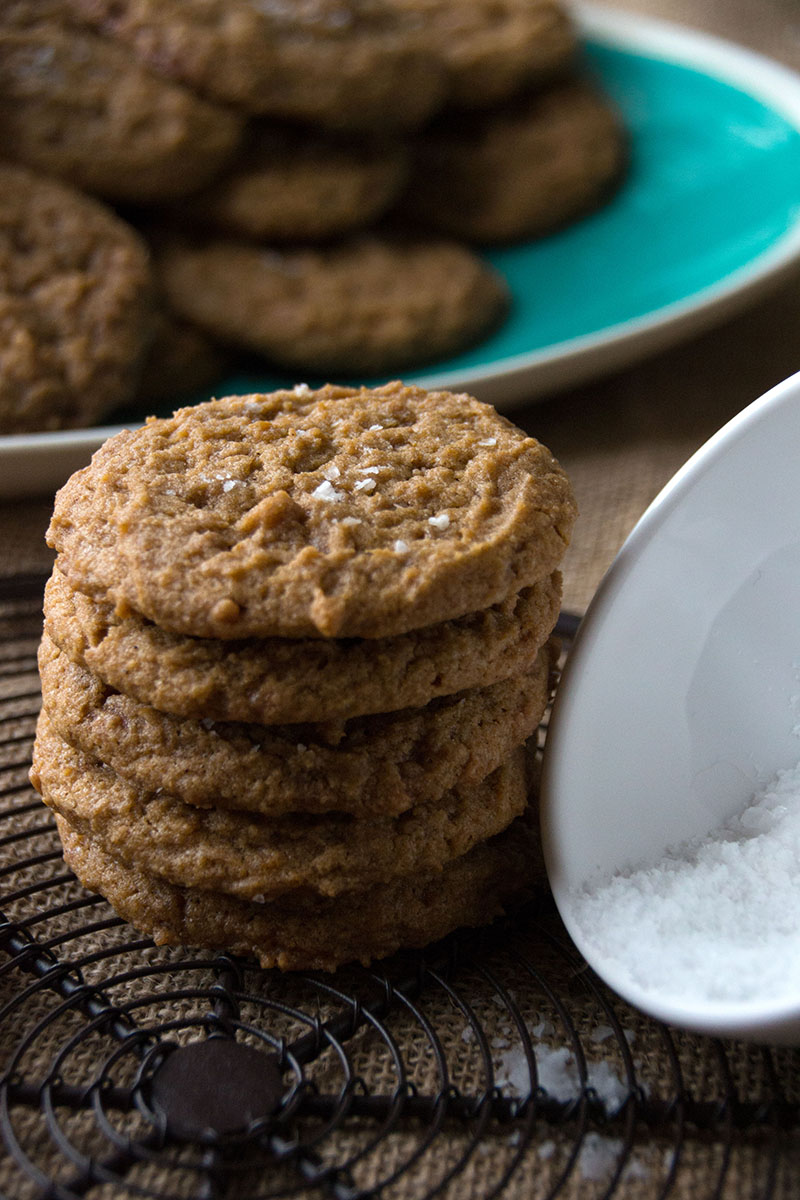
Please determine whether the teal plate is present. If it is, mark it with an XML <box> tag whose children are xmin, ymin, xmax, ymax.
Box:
<box><xmin>6</xmin><ymin>3</ymin><xmax>800</xmax><ymax>496</ymax></box>
<box><xmin>207</xmin><ymin>3</ymin><xmax>800</xmax><ymax>410</ymax></box>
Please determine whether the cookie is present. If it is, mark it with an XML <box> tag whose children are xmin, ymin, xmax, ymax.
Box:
<box><xmin>180</xmin><ymin>124</ymin><xmax>409</xmax><ymax>242</ymax></box>
<box><xmin>54</xmin><ymin>807</ymin><xmax>536</xmax><ymax>969</ymax></box>
<box><xmin>134</xmin><ymin>312</ymin><xmax>229</xmax><ymax>407</ymax></box>
<box><xmin>0</xmin><ymin>25</ymin><xmax>244</xmax><ymax>202</ymax></box>
<box><xmin>44</xmin><ymin>567</ymin><xmax>561</xmax><ymax>723</ymax></box>
<box><xmin>48</xmin><ymin>384</ymin><xmax>577</xmax><ymax>639</ymax></box>
<box><xmin>33</xmin><ymin>714</ymin><xmax>528</xmax><ymax>899</ymax></box>
<box><xmin>154</xmin><ymin>233</ymin><xmax>509</xmax><ymax>375</ymax></box>
<box><xmin>67</xmin><ymin>0</ymin><xmax>446</xmax><ymax>132</ymax></box>
<box><xmin>39</xmin><ymin>631</ymin><xmax>552</xmax><ymax>815</ymax></box>
<box><xmin>0</xmin><ymin>161</ymin><xmax>154</xmax><ymax>433</ymax></box>
<box><xmin>389</xmin><ymin>0</ymin><xmax>576</xmax><ymax>108</ymax></box>
<box><xmin>402</xmin><ymin>78</ymin><xmax>627</xmax><ymax>243</ymax></box>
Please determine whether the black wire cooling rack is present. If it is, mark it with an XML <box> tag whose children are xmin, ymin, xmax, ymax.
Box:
<box><xmin>1</xmin><ymin>573</ymin><xmax>799</xmax><ymax>1200</ymax></box>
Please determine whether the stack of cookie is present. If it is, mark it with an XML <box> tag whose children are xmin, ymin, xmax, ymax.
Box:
<box><xmin>32</xmin><ymin>382</ymin><xmax>577</xmax><ymax>971</ymax></box>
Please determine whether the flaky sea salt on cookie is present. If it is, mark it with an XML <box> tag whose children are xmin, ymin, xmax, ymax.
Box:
<box><xmin>48</xmin><ymin>383</ymin><xmax>576</xmax><ymax>639</ymax></box>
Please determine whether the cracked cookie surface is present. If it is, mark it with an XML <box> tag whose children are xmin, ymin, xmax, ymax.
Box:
<box><xmin>48</xmin><ymin>384</ymin><xmax>576</xmax><ymax>638</ymax></box>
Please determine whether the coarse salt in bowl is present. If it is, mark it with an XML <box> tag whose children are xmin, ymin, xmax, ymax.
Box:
<box><xmin>541</xmin><ymin>367</ymin><xmax>800</xmax><ymax>1043</ymax></box>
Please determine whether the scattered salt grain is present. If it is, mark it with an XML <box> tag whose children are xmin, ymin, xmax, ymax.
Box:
<box><xmin>478</xmin><ymin>437</ymin><xmax>497</xmax><ymax>447</ymax></box>
<box><xmin>577</xmin><ymin>1135</ymin><xmax>649</xmax><ymax>1184</ymax></box>
<box><xmin>368</xmin><ymin>423</ymin><xmax>383</xmax><ymax>431</ymax></box>
<box><xmin>570</xmin><ymin>761</ymin><xmax>800</xmax><ymax>1005</ymax></box>
<box><xmin>589</xmin><ymin>1024</ymin><xmax>614</xmax><ymax>1044</ymax></box>
<box><xmin>354</xmin><ymin>477</ymin><xmax>376</xmax><ymax>493</ymax></box>
<box><xmin>359</xmin><ymin>466</ymin><xmax>380</xmax><ymax>474</ymax></box>
<box><xmin>293</xmin><ymin>383</ymin><xmax>312</xmax><ymax>396</ymax></box>
<box><xmin>394</xmin><ymin>540</ymin><xmax>409</xmax><ymax>553</ymax></box>
<box><xmin>428</xmin><ymin>513</ymin><xmax>450</xmax><ymax>531</ymax></box>
<box><xmin>312</xmin><ymin>480</ymin><xmax>344</xmax><ymax>502</ymax></box>
<box><xmin>341</xmin><ymin>517</ymin><xmax>361</xmax><ymax>527</ymax></box>
<box><xmin>322</xmin><ymin>464</ymin><xmax>341</xmax><ymax>481</ymax></box>
<box><xmin>222</xmin><ymin>480</ymin><xmax>238</xmax><ymax>492</ymax></box>
<box><xmin>461</xmin><ymin>1026</ymin><xmax>474</xmax><ymax>1044</ymax></box>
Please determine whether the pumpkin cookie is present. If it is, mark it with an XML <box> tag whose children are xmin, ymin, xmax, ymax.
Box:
<box><xmin>402</xmin><ymin>78</ymin><xmax>627</xmax><ymax>243</ymax></box>
<box><xmin>389</xmin><ymin>0</ymin><xmax>576</xmax><ymax>108</ymax></box>
<box><xmin>180</xmin><ymin>124</ymin><xmax>408</xmax><ymax>242</ymax></box>
<box><xmin>68</xmin><ymin>0</ymin><xmax>446</xmax><ymax>132</ymax></box>
<box><xmin>154</xmin><ymin>233</ymin><xmax>509</xmax><ymax>374</ymax></box>
<box><xmin>39</xmin><ymin>632</ymin><xmax>552</xmax><ymax>815</ymax></box>
<box><xmin>44</xmin><ymin>567</ymin><xmax>561</xmax><ymax>723</ymax></box>
<box><xmin>33</xmin><ymin>715</ymin><xmax>528</xmax><ymax>899</ymax></box>
<box><xmin>54</xmin><ymin>807</ymin><xmax>537</xmax><ymax>970</ymax></box>
<box><xmin>0</xmin><ymin>161</ymin><xmax>154</xmax><ymax>433</ymax></box>
<box><xmin>0</xmin><ymin>25</ymin><xmax>243</xmax><ymax>201</ymax></box>
<box><xmin>48</xmin><ymin>384</ymin><xmax>577</xmax><ymax>639</ymax></box>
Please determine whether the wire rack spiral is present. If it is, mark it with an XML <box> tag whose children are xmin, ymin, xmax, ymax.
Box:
<box><xmin>1</xmin><ymin>574</ymin><xmax>799</xmax><ymax>1200</ymax></box>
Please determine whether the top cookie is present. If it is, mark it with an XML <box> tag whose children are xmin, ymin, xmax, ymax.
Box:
<box><xmin>48</xmin><ymin>383</ymin><xmax>577</xmax><ymax>639</ymax></box>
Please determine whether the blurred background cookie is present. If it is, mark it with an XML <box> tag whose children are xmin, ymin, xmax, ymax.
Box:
<box><xmin>0</xmin><ymin>161</ymin><xmax>154</xmax><ymax>432</ymax></box>
<box><xmin>178</xmin><ymin>123</ymin><xmax>409</xmax><ymax>242</ymax></box>
<box><xmin>154</xmin><ymin>233</ymin><xmax>510</xmax><ymax>374</ymax></box>
<box><xmin>67</xmin><ymin>0</ymin><xmax>447</xmax><ymax>131</ymax></box>
<box><xmin>0</xmin><ymin>24</ymin><xmax>243</xmax><ymax>201</ymax></box>
<box><xmin>401</xmin><ymin>77</ymin><xmax>628</xmax><ymax>243</ymax></box>
<box><xmin>389</xmin><ymin>0</ymin><xmax>577</xmax><ymax>107</ymax></box>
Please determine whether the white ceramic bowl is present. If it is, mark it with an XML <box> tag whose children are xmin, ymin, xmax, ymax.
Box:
<box><xmin>541</xmin><ymin>368</ymin><xmax>800</xmax><ymax>1043</ymax></box>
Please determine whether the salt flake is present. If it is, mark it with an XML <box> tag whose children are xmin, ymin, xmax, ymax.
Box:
<box><xmin>312</xmin><ymin>480</ymin><xmax>344</xmax><ymax>501</ymax></box>
<box><xmin>354</xmin><ymin>478</ymin><xmax>376</xmax><ymax>493</ymax></box>
<box><xmin>394</xmin><ymin>539</ymin><xmax>409</xmax><ymax>553</ymax></box>
<box><xmin>428</xmin><ymin>513</ymin><xmax>450</xmax><ymax>531</ymax></box>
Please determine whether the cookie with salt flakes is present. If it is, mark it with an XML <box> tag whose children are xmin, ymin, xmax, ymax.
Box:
<box><xmin>47</xmin><ymin>383</ymin><xmax>577</xmax><ymax>639</ymax></box>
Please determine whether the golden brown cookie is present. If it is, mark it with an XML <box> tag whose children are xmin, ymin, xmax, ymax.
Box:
<box><xmin>389</xmin><ymin>0</ymin><xmax>576</xmax><ymax>107</ymax></box>
<box><xmin>44</xmin><ymin>566</ymin><xmax>561</xmax><ymax>723</ymax></box>
<box><xmin>67</xmin><ymin>0</ymin><xmax>446</xmax><ymax>132</ymax></box>
<box><xmin>0</xmin><ymin>161</ymin><xmax>154</xmax><ymax>433</ymax></box>
<box><xmin>0</xmin><ymin>25</ymin><xmax>243</xmax><ymax>201</ymax></box>
<box><xmin>402</xmin><ymin>78</ymin><xmax>627</xmax><ymax>243</ymax></box>
<box><xmin>33</xmin><ymin>714</ymin><xmax>528</xmax><ymax>899</ymax></box>
<box><xmin>154</xmin><ymin>233</ymin><xmax>509</xmax><ymax>375</ymax></box>
<box><xmin>180</xmin><ymin>124</ymin><xmax>409</xmax><ymax>242</ymax></box>
<box><xmin>48</xmin><ymin>384</ymin><xmax>577</xmax><ymax>639</ymax></box>
<box><xmin>54</xmin><ymin>808</ymin><xmax>536</xmax><ymax>969</ymax></box>
<box><xmin>39</xmin><ymin>631</ymin><xmax>552</xmax><ymax>815</ymax></box>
